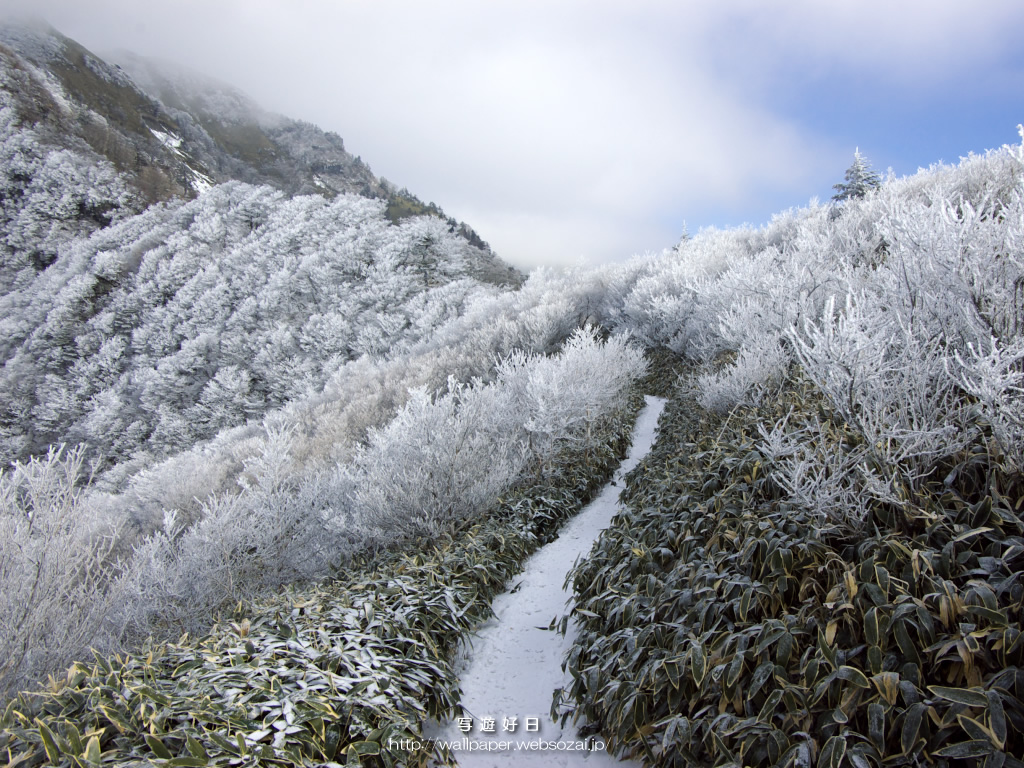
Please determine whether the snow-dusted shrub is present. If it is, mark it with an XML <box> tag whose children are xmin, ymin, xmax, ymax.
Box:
<box><xmin>613</xmin><ymin>229</ymin><xmax>747</xmax><ymax>353</ymax></box>
<box><xmin>953</xmin><ymin>336</ymin><xmax>1024</xmax><ymax>470</ymax></box>
<box><xmin>0</xmin><ymin>400</ymin><xmax>643</xmax><ymax>765</ymax></box>
<box><xmin>112</xmin><ymin>427</ymin><xmax>351</xmax><ymax>641</ymax></box>
<box><xmin>596</xmin><ymin>130</ymin><xmax>1024</xmax><ymax>536</ymax></box>
<box><xmin>566</xmin><ymin>369</ymin><xmax>1024</xmax><ymax>767</ymax></box>
<box><xmin>790</xmin><ymin>293</ymin><xmax>974</xmax><ymax>501</ymax></box>
<box><xmin>0</xmin><ymin>180</ymin><xmax>514</xmax><ymax>470</ymax></box>
<box><xmin>695</xmin><ymin>332</ymin><xmax>790</xmax><ymax>413</ymax></box>
<box><xmin>0</xmin><ymin>446</ymin><xmax>119</xmax><ymax>699</ymax></box>
<box><xmin>497</xmin><ymin>327</ymin><xmax>647</xmax><ymax>467</ymax></box>
<box><xmin>346</xmin><ymin>380</ymin><xmax>527</xmax><ymax>539</ymax></box>
<box><xmin>347</xmin><ymin>327</ymin><xmax>645</xmax><ymax>539</ymax></box>
<box><xmin>758</xmin><ymin>398</ymin><xmax>875</xmax><ymax>530</ymax></box>
<box><xmin>35</xmin><ymin>264</ymin><xmax>608</xmax><ymax>599</ymax></box>
<box><xmin>106</xmin><ymin>327</ymin><xmax>644</xmax><ymax>643</ymax></box>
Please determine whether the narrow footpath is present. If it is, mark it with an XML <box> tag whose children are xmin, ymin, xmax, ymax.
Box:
<box><xmin>426</xmin><ymin>395</ymin><xmax>666</xmax><ymax>767</ymax></box>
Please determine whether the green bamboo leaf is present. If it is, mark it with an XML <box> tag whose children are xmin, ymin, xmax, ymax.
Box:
<box><xmin>874</xmin><ymin>565</ymin><xmax>890</xmax><ymax>599</ymax></box>
<box><xmin>988</xmin><ymin>691</ymin><xmax>1007</xmax><ymax>749</ymax></box>
<box><xmin>347</xmin><ymin>740</ymin><xmax>381</xmax><ymax>756</ymax></box>
<box><xmin>145</xmin><ymin>734</ymin><xmax>174</xmax><ymax>760</ymax></box>
<box><xmin>663</xmin><ymin>658</ymin><xmax>681</xmax><ymax>690</ymax></box>
<box><xmin>206</xmin><ymin>731</ymin><xmax>240</xmax><ymax>756</ymax></box>
<box><xmin>776</xmin><ymin>632</ymin><xmax>794</xmax><ymax>667</ymax></box>
<box><xmin>928</xmin><ymin>686</ymin><xmax>989</xmax><ymax>708</ymax></box>
<box><xmin>726</xmin><ymin>655</ymin><xmax>743</xmax><ymax>689</ymax></box>
<box><xmin>64</xmin><ymin>722</ymin><xmax>83</xmax><ymax>756</ymax></box>
<box><xmin>186</xmin><ymin>734</ymin><xmax>209</xmax><ymax>760</ymax></box>
<box><xmin>864</xmin><ymin>607</ymin><xmax>880</xmax><ymax>647</ymax></box>
<box><xmin>818</xmin><ymin>627</ymin><xmax>838</xmax><ymax>669</ymax></box>
<box><xmin>837</xmin><ymin>665</ymin><xmax>870</xmax><ymax>688</ymax></box>
<box><xmin>934</xmin><ymin>740</ymin><xmax>994</xmax><ymax>759</ymax></box>
<box><xmin>710</xmin><ymin>730</ymin><xmax>736</xmax><ymax>762</ymax></box>
<box><xmin>862</xmin><ymin>582</ymin><xmax>886</xmax><ymax>606</ymax></box>
<box><xmin>758</xmin><ymin>689</ymin><xmax>783</xmax><ymax>724</ymax></box>
<box><xmin>130</xmin><ymin>684</ymin><xmax>171</xmax><ymax>706</ymax></box>
<box><xmin>901</xmin><ymin>702</ymin><xmax>925</xmax><ymax>755</ymax></box>
<box><xmin>894</xmin><ymin>619</ymin><xmax>920</xmax><ymax>667</ymax></box>
<box><xmin>84</xmin><ymin>735</ymin><xmax>101</xmax><ymax>765</ymax></box>
<box><xmin>820</xmin><ymin>735</ymin><xmax>847</xmax><ymax>768</ymax></box>
<box><xmin>739</xmin><ymin>588</ymin><xmax>754</xmax><ymax>622</ymax></box>
<box><xmin>166</xmin><ymin>758</ymin><xmax>209</xmax><ymax>767</ymax></box>
<box><xmin>98</xmin><ymin>705</ymin><xmax>131</xmax><ymax>734</ymax></box>
<box><xmin>953</xmin><ymin>526</ymin><xmax>993</xmax><ymax>542</ymax></box>
<box><xmin>812</xmin><ymin>670</ymin><xmax>839</xmax><ymax>705</ymax></box>
<box><xmin>66</xmin><ymin>663</ymin><xmax>89</xmax><ymax>689</ymax></box>
<box><xmin>958</xmin><ymin>714</ymin><xmax>1001</xmax><ymax>747</ymax></box>
<box><xmin>777</xmin><ymin>741</ymin><xmax>811</xmax><ymax>768</ymax></box>
<box><xmin>804</xmin><ymin>658</ymin><xmax>821</xmax><ymax>688</ymax></box>
<box><xmin>868</xmin><ymin>645</ymin><xmax>883</xmax><ymax>676</ymax></box>
<box><xmin>968</xmin><ymin>605</ymin><xmax>1008</xmax><ymax>627</ymax></box>
<box><xmin>690</xmin><ymin>643</ymin><xmax>707</xmax><ymax>687</ymax></box>
<box><xmin>847</xmin><ymin>746</ymin><xmax>874</xmax><ymax>768</ymax></box>
<box><xmin>35</xmin><ymin>720</ymin><xmax>62</xmax><ymax>764</ymax></box>
<box><xmin>868</xmin><ymin>702</ymin><xmax>885</xmax><ymax>752</ymax></box>
<box><xmin>749</xmin><ymin>661</ymin><xmax>775</xmax><ymax>699</ymax></box>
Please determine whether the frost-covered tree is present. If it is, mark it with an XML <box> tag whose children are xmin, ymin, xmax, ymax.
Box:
<box><xmin>831</xmin><ymin>148</ymin><xmax>882</xmax><ymax>202</ymax></box>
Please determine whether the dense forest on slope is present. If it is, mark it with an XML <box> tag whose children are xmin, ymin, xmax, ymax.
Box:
<box><xmin>1</xmin><ymin>18</ymin><xmax>1023</xmax><ymax>768</ymax></box>
<box><xmin>0</xmin><ymin>182</ymin><xmax>513</xmax><ymax>470</ymax></box>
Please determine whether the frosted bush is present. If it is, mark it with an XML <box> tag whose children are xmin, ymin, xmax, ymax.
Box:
<box><xmin>496</xmin><ymin>327</ymin><xmax>646</xmax><ymax>466</ymax></box>
<box><xmin>347</xmin><ymin>327</ymin><xmax>646</xmax><ymax>538</ymax></box>
<box><xmin>791</xmin><ymin>293</ymin><xmax>974</xmax><ymax>490</ymax></box>
<box><xmin>953</xmin><ymin>336</ymin><xmax>1024</xmax><ymax>470</ymax></box>
<box><xmin>106</xmin><ymin>326</ymin><xmax>644</xmax><ymax>645</ymax></box>
<box><xmin>0</xmin><ymin>446</ymin><xmax>119</xmax><ymax>698</ymax></box>
<box><xmin>758</xmin><ymin>410</ymin><xmax>874</xmax><ymax>530</ymax></box>
<box><xmin>613</xmin><ymin>228</ymin><xmax>750</xmax><ymax>352</ymax></box>
<box><xmin>112</xmin><ymin>427</ymin><xmax>348</xmax><ymax>641</ymax></box>
<box><xmin>696</xmin><ymin>332</ymin><xmax>790</xmax><ymax>413</ymax></box>
<box><xmin>346</xmin><ymin>381</ymin><xmax>527</xmax><ymax>539</ymax></box>
<box><xmin>593</xmin><ymin>131</ymin><xmax>1024</xmax><ymax>534</ymax></box>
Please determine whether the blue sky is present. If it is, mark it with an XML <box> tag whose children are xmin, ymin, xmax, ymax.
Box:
<box><xmin>6</xmin><ymin>0</ymin><xmax>1024</xmax><ymax>269</ymax></box>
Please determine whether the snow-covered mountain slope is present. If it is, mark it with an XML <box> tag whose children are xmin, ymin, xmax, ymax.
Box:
<box><xmin>0</xmin><ymin>18</ymin><xmax>521</xmax><ymax>471</ymax></box>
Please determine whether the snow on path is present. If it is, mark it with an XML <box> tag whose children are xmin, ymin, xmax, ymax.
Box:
<box><xmin>425</xmin><ymin>396</ymin><xmax>666</xmax><ymax>767</ymax></box>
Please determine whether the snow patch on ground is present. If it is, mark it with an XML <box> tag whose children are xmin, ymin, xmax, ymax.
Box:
<box><xmin>425</xmin><ymin>395</ymin><xmax>666</xmax><ymax>767</ymax></box>
<box><xmin>149</xmin><ymin>127</ymin><xmax>213</xmax><ymax>192</ymax></box>
<box><xmin>187</xmin><ymin>165</ymin><xmax>214</xmax><ymax>193</ymax></box>
<box><xmin>149</xmin><ymin>127</ymin><xmax>183</xmax><ymax>152</ymax></box>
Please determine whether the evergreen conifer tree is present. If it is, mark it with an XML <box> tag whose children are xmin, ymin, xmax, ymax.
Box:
<box><xmin>832</xmin><ymin>148</ymin><xmax>882</xmax><ymax>202</ymax></box>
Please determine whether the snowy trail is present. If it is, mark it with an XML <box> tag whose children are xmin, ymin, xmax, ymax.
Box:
<box><xmin>425</xmin><ymin>396</ymin><xmax>666</xmax><ymax>767</ymax></box>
